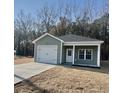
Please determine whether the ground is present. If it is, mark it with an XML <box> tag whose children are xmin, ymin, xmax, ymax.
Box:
<box><xmin>14</xmin><ymin>57</ymin><xmax>109</xmax><ymax>93</ymax></box>
<box><xmin>14</xmin><ymin>56</ymin><xmax>34</xmax><ymax>65</ymax></box>
<box><xmin>14</xmin><ymin>63</ymin><xmax>55</xmax><ymax>84</ymax></box>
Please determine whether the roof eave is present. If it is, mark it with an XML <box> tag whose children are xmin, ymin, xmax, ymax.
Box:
<box><xmin>64</xmin><ymin>41</ymin><xmax>104</xmax><ymax>43</ymax></box>
<box><xmin>63</xmin><ymin>41</ymin><xmax>104</xmax><ymax>45</ymax></box>
<box><xmin>32</xmin><ymin>33</ymin><xmax>64</xmax><ymax>43</ymax></box>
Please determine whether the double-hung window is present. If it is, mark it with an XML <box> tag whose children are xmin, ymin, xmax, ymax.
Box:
<box><xmin>78</xmin><ymin>49</ymin><xmax>93</xmax><ymax>60</ymax></box>
<box><xmin>78</xmin><ymin>49</ymin><xmax>85</xmax><ymax>59</ymax></box>
<box><xmin>86</xmin><ymin>49</ymin><xmax>92</xmax><ymax>60</ymax></box>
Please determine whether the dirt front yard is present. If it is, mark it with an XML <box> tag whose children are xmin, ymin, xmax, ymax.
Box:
<box><xmin>14</xmin><ymin>56</ymin><xmax>34</xmax><ymax>65</ymax></box>
<box><xmin>15</xmin><ymin>61</ymin><xmax>109</xmax><ymax>93</ymax></box>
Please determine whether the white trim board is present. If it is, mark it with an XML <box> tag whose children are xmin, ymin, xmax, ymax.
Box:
<box><xmin>64</xmin><ymin>41</ymin><xmax>104</xmax><ymax>44</ymax></box>
<box><xmin>72</xmin><ymin>45</ymin><xmax>75</xmax><ymax>64</ymax></box>
<box><xmin>97</xmin><ymin>44</ymin><xmax>101</xmax><ymax>67</ymax></box>
<box><xmin>64</xmin><ymin>43</ymin><xmax>101</xmax><ymax>46</ymax></box>
<box><xmin>60</xmin><ymin>42</ymin><xmax>63</xmax><ymax>64</ymax></box>
<box><xmin>32</xmin><ymin>33</ymin><xmax>64</xmax><ymax>43</ymax></box>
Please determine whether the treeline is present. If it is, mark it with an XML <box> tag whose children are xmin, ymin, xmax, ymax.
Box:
<box><xmin>14</xmin><ymin>0</ymin><xmax>109</xmax><ymax>60</ymax></box>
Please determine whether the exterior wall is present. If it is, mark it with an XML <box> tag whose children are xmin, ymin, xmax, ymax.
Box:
<box><xmin>63</xmin><ymin>46</ymin><xmax>98</xmax><ymax>66</ymax></box>
<box><xmin>75</xmin><ymin>46</ymin><xmax>98</xmax><ymax>66</ymax></box>
<box><xmin>62</xmin><ymin>46</ymin><xmax>73</xmax><ymax>63</ymax></box>
<box><xmin>34</xmin><ymin>35</ymin><xmax>61</xmax><ymax>64</ymax></box>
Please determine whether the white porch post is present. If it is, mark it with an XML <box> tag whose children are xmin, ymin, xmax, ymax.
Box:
<box><xmin>34</xmin><ymin>43</ymin><xmax>36</xmax><ymax>62</ymax></box>
<box><xmin>72</xmin><ymin>45</ymin><xmax>75</xmax><ymax>64</ymax></box>
<box><xmin>97</xmin><ymin>44</ymin><xmax>101</xmax><ymax>67</ymax></box>
<box><xmin>60</xmin><ymin>42</ymin><xmax>63</xmax><ymax>64</ymax></box>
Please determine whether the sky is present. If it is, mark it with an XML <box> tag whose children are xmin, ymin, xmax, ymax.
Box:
<box><xmin>14</xmin><ymin>0</ymin><xmax>108</xmax><ymax>19</ymax></box>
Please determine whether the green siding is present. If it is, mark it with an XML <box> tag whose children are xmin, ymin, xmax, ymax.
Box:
<box><xmin>62</xmin><ymin>46</ymin><xmax>98</xmax><ymax>66</ymax></box>
<box><xmin>75</xmin><ymin>46</ymin><xmax>97</xmax><ymax>66</ymax></box>
<box><xmin>34</xmin><ymin>35</ymin><xmax>61</xmax><ymax>64</ymax></box>
<box><xmin>34</xmin><ymin>34</ymin><xmax>98</xmax><ymax>66</ymax></box>
<box><xmin>62</xmin><ymin>46</ymin><xmax>73</xmax><ymax>63</ymax></box>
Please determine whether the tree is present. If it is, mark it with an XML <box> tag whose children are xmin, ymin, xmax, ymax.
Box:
<box><xmin>37</xmin><ymin>6</ymin><xmax>57</xmax><ymax>32</ymax></box>
<box><xmin>14</xmin><ymin>10</ymin><xmax>34</xmax><ymax>56</ymax></box>
<box><xmin>14</xmin><ymin>0</ymin><xmax>109</xmax><ymax>60</ymax></box>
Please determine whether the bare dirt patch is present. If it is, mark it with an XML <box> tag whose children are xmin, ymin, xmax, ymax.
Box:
<box><xmin>14</xmin><ymin>56</ymin><xmax>34</xmax><ymax>65</ymax></box>
<box><xmin>15</xmin><ymin>64</ymin><xmax>109</xmax><ymax>93</ymax></box>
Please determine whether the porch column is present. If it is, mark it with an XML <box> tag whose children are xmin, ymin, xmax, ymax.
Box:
<box><xmin>72</xmin><ymin>45</ymin><xmax>75</xmax><ymax>64</ymax></box>
<box><xmin>60</xmin><ymin>42</ymin><xmax>63</xmax><ymax>64</ymax></box>
<box><xmin>97</xmin><ymin>44</ymin><xmax>101</xmax><ymax>67</ymax></box>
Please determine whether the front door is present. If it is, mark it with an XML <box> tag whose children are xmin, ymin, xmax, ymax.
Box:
<box><xmin>66</xmin><ymin>49</ymin><xmax>73</xmax><ymax>62</ymax></box>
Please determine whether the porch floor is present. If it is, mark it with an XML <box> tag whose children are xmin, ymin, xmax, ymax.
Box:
<box><xmin>61</xmin><ymin>62</ymin><xmax>72</xmax><ymax>65</ymax></box>
<box><xmin>61</xmin><ymin>61</ymin><xmax>109</xmax><ymax>74</ymax></box>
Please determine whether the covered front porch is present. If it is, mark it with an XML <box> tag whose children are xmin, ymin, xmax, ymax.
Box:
<box><xmin>61</xmin><ymin>43</ymin><xmax>101</xmax><ymax>67</ymax></box>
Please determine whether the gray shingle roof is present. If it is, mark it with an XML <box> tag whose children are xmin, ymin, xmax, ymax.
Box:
<box><xmin>58</xmin><ymin>34</ymin><xmax>100</xmax><ymax>42</ymax></box>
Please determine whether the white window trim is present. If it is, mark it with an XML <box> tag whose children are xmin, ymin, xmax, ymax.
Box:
<box><xmin>78</xmin><ymin>49</ymin><xmax>85</xmax><ymax>60</ymax></box>
<box><xmin>85</xmin><ymin>49</ymin><xmax>93</xmax><ymax>60</ymax></box>
<box><xmin>78</xmin><ymin>49</ymin><xmax>93</xmax><ymax>60</ymax></box>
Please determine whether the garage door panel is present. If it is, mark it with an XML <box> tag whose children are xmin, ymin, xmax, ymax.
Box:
<box><xmin>37</xmin><ymin>45</ymin><xmax>57</xmax><ymax>64</ymax></box>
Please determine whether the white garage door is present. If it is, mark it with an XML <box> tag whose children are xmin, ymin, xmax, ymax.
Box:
<box><xmin>37</xmin><ymin>45</ymin><xmax>57</xmax><ymax>64</ymax></box>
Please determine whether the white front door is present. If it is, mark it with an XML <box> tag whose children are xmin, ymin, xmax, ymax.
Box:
<box><xmin>37</xmin><ymin>45</ymin><xmax>57</xmax><ymax>64</ymax></box>
<box><xmin>66</xmin><ymin>49</ymin><xmax>73</xmax><ymax>62</ymax></box>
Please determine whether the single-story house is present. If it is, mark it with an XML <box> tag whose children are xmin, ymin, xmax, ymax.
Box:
<box><xmin>32</xmin><ymin>33</ymin><xmax>104</xmax><ymax>67</ymax></box>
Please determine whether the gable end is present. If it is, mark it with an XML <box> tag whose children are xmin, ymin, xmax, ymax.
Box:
<box><xmin>32</xmin><ymin>33</ymin><xmax>64</xmax><ymax>43</ymax></box>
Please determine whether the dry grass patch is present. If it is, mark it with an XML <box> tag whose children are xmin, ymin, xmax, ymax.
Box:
<box><xmin>15</xmin><ymin>66</ymin><xmax>109</xmax><ymax>93</ymax></box>
<box><xmin>14</xmin><ymin>56</ymin><xmax>34</xmax><ymax>65</ymax></box>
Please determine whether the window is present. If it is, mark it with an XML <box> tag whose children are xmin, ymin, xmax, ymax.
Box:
<box><xmin>78</xmin><ymin>49</ymin><xmax>93</xmax><ymax>60</ymax></box>
<box><xmin>68</xmin><ymin>50</ymin><xmax>72</xmax><ymax>56</ymax></box>
<box><xmin>78</xmin><ymin>49</ymin><xmax>84</xmax><ymax>59</ymax></box>
<box><xmin>86</xmin><ymin>49</ymin><xmax>92</xmax><ymax>60</ymax></box>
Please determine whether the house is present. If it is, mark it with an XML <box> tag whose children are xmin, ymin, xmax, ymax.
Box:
<box><xmin>32</xmin><ymin>33</ymin><xmax>104</xmax><ymax>67</ymax></box>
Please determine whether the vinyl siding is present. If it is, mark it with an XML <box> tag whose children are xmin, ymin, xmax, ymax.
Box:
<box><xmin>34</xmin><ymin>35</ymin><xmax>61</xmax><ymax>64</ymax></box>
<box><xmin>62</xmin><ymin>46</ymin><xmax>73</xmax><ymax>63</ymax></box>
<box><xmin>62</xmin><ymin>46</ymin><xmax>98</xmax><ymax>66</ymax></box>
<box><xmin>74</xmin><ymin>46</ymin><xmax>97</xmax><ymax>66</ymax></box>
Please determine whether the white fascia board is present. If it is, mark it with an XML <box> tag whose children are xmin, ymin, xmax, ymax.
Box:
<box><xmin>32</xmin><ymin>33</ymin><xmax>48</xmax><ymax>43</ymax></box>
<box><xmin>63</xmin><ymin>41</ymin><xmax>104</xmax><ymax>46</ymax></box>
<box><xmin>32</xmin><ymin>33</ymin><xmax>64</xmax><ymax>43</ymax></box>
<box><xmin>64</xmin><ymin>43</ymin><xmax>100</xmax><ymax>46</ymax></box>
<box><xmin>64</xmin><ymin>41</ymin><xmax>104</xmax><ymax>44</ymax></box>
<box><xmin>47</xmin><ymin>33</ymin><xmax>64</xmax><ymax>42</ymax></box>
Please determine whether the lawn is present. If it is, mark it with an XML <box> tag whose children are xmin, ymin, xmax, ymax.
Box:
<box><xmin>15</xmin><ymin>61</ymin><xmax>109</xmax><ymax>93</ymax></box>
<box><xmin>14</xmin><ymin>56</ymin><xmax>34</xmax><ymax>65</ymax></box>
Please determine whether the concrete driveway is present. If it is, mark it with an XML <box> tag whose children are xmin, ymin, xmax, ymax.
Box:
<box><xmin>14</xmin><ymin>62</ymin><xmax>55</xmax><ymax>84</ymax></box>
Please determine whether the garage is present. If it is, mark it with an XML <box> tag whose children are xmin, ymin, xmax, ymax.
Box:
<box><xmin>37</xmin><ymin>45</ymin><xmax>58</xmax><ymax>64</ymax></box>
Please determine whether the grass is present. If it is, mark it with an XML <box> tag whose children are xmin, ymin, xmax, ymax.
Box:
<box><xmin>14</xmin><ymin>56</ymin><xmax>34</xmax><ymax>65</ymax></box>
<box><xmin>15</xmin><ymin>61</ymin><xmax>109</xmax><ymax>93</ymax></box>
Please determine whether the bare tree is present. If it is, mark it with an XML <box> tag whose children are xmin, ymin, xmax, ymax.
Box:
<box><xmin>14</xmin><ymin>10</ymin><xmax>34</xmax><ymax>56</ymax></box>
<box><xmin>37</xmin><ymin>6</ymin><xmax>57</xmax><ymax>32</ymax></box>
